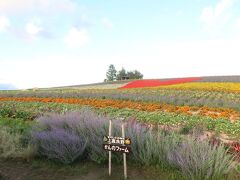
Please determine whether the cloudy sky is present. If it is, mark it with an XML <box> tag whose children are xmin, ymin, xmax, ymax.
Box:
<box><xmin>0</xmin><ymin>0</ymin><xmax>240</xmax><ymax>89</ymax></box>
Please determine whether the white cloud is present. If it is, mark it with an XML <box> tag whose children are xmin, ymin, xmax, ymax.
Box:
<box><xmin>0</xmin><ymin>0</ymin><xmax>76</xmax><ymax>14</ymax></box>
<box><xmin>0</xmin><ymin>16</ymin><xmax>10</xmax><ymax>32</ymax></box>
<box><xmin>200</xmin><ymin>0</ymin><xmax>234</xmax><ymax>24</ymax></box>
<box><xmin>102</xmin><ymin>17</ymin><xmax>113</xmax><ymax>29</ymax></box>
<box><xmin>64</xmin><ymin>28</ymin><xmax>89</xmax><ymax>48</ymax></box>
<box><xmin>25</xmin><ymin>22</ymin><xmax>42</xmax><ymax>36</ymax></box>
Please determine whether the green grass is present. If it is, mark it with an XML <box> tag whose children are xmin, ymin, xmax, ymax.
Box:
<box><xmin>0</xmin><ymin>117</ymin><xmax>33</xmax><ymax>134</ymax></box>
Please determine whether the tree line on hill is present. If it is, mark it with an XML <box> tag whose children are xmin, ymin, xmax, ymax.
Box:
<box><xmin>105</xmin><ymin>64</ymin><xmax>143</xmax><ymax>82</ymax></box>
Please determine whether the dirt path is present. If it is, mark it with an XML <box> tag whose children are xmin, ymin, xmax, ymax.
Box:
<box><xmin>0</xmin><ymin>159</ymin><xmax>164</xmax><ymax>180</ymax></box>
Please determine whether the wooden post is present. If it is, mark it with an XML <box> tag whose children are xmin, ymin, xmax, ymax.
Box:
<box><xmin>122</xmin><ymin>123</ymin><xmax>127</xmax><ymax>179</ymax></box>
<box><xmin>109</xmin><ymin>119</ymin><xmax>112</xmax><ymax>177</ymax></box>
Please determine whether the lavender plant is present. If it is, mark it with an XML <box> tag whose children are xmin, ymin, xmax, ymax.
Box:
<box><xmin>30</xmin><ymin>108</ymin><xmax>235</xmax><ymax>179</ymax></box>
<box><xmin>125</xmin><ymin>119</ymin><xmax>181</xmax><ymax>166</ymax></box>
<box><xmin>32</xmin><ymin>128</ymin><xmax>86</xmax><ymax>164</ymax></box>
<box><xmin>32</xmin><ymin>109</ymin><xmax>122</xmax><ymax>164</ymax></box>
<box><xmin>167</xmin><ymin>139</ymin><xmax>234</xmax><ymax>180</ymax></box>
<box><xmin>73</xmin><ymin>109</ymin><xmax>122</xmax><ymax>164</ymax></box>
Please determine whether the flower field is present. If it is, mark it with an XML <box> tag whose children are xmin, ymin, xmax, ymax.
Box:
<box><xmin>0</xmin><ymin>76</ymin><xmax>240</xmax><ymax>179</ymax></box>
<box><xmin>0</xmin><ymin>97</ymin><xmax>239</xmax><ymax>121</ymax></box>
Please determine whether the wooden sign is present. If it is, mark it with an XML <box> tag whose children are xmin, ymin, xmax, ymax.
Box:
<box><xmin>103</xmin><ymin>120</ymin><xmax>130</xmax><ymax>179</ymax></box>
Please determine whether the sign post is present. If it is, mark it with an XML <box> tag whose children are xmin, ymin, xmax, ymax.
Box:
<box><xmin>103</xmin><ymin>119</ymin><xmax>131</xmax><ymax>179</ymax></box>
<box><xmin>122</xmin><ymin>123</ymin><xmax>127</xmax><ymax>179</ymax></box>
<box><xmin>108</xmin><ymin>119</ymin><xmax>112</xmax><ymax>177</ymax></box>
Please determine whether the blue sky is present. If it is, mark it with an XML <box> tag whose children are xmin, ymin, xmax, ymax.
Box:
<box><xmin>0</xmin><ymin>0</ymin><xmax>240</xmax><ymax>89</ymax></box>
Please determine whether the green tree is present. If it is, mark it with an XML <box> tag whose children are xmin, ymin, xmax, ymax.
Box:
<box><xmin>106</xmin><ymin>64</ymin><xmax>117</xmax><ymax>81</ymax></box>
<box><xmin>116</xmin><ymin>68</ymin><xmax>127</xmax><ymax>80</ymax></box>
<box><xmin>127</xmin><ymin>70</ymin><xmax>143</xmax><ymax>79</ymax></box>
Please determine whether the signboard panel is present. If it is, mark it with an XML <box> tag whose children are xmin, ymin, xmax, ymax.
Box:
<box><xmin>103</xmin><ymin>136</ymin><xmax>131</xmax><ymax>146</ymax></box>
<box><xmin>103</xmin><ymin>144</ymin><xmax>131</xmax><ymax>153</ymax></box>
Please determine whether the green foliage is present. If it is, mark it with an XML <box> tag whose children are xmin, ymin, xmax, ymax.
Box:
<box><xmin>0</xmin><ymin>126</ymin><xmax>36</xmax><ymax>159</ymax></box>
<box><xmin>106</xmin><ymin>65</ymin><xmax>143</xmax><ymax>81</ymax></box>
<box><xmin>116</xmin><ymin>68</ymin><xmax>127</xmax><ymax>80</ymax></box>
<box><xmin>0</xmin><ymin>105</ymin><xmax>36</xmax><ymax>120</ymax></box>
<box><xmin>126</xmin><ymin>70</ymin><xmax>143</xmax><ymax>79</ymax></box>
<box><xmin>106</xmin><ymin>64</ymin><xmax>117</xmax><ymax>81</ymax></box>
<box><xmin>179</xmin><ymin>125</ymin><xmax>192</xmax><ymax>135</ymax></box>
<box><xmin>0</xmin><ymin>106</ymin><xmax>13</xmax><ymax>117</ymax></box>
<box><xmin>0</xmin><ymin>117</ymin><xmax>32</xmax><ymax>134</ymax></box>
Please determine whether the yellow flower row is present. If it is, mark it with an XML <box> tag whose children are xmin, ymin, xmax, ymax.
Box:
<box><xmin>150</xmin><ymin>82</ymin><xmax>240</xmax><ymax>93</ymax></box>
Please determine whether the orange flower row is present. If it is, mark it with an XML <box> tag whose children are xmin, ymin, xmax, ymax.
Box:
<box><xmin>0</xmin><ymin>97</ymin><xmax>239</xmax><ymax>121</ymax></box>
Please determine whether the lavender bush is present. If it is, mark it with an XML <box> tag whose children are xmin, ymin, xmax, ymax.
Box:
<box><xmin>125</xmin><ymin>119</ymin><xmax>181</xmax><ymax>166</ymax></box>
<box><xmin>31</xmin><ymin>108</ymin><xmax>235</xmax><ymax>178</ymax></box>
<box><xmin>71</xmin><ymin>109</ymin><xmax>122</xmax><ymax>164</ymax></box>
<box><xmin>32</xmin><ymin>109</ymin><xmax>122</xmax><ymax>164</ymax></box>
<box><xmin>167</xmin><ymin>139</ymin><xmax>234</xmax><ymax>180</ymax></box>
<box><xmin>32</xmin><ymin>128</ymin><xmax>86</xmax><ymax>164</ymax></box>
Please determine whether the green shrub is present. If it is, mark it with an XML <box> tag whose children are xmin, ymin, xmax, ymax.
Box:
<box><xmin>0</xmin><ymin>117</ymin><xmax>32</xmax><ymax>134</ymax></box>
<box><xmin>0</xmin><ymin>127</ymin><xmax>36</xmax><ymax>159</ymax></box>
<box><xmin>0</xmin><ymin>104</ymin><xmax>37</xmax><ymax>120</ymax></box>
<box><xmin>0</xmin><ymin>107</ymin><xmax>14</xmax><ymax>118</ymax></box>
<box><xmin>179</xmin><ymin>125</ymin><xmax>192</xmax><ymax>134</ymax></box>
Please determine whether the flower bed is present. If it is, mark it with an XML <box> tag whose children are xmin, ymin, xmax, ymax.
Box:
<box><xmin>151</xmin><ymin>82</ymin><xmax>240</xmax><ymax>93</ymax></box>
<box><xmin>120</xmin><ymin>77</ymin><xmax>202</xmax><ymax>89</ymax></box>
<box><xmin>0</xmin><ymin>97</ymin><xmax>239</xmax><ymax>120</ymax></box>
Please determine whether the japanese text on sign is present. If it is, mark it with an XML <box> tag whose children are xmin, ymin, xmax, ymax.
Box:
<box><xmin>103</xmin><ymin>136</ymin><xmax>131</xmax><ymax>153</ymax></box>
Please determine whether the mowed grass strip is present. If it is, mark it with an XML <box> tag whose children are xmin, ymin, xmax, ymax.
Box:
<box><xmin>0</xmin><ymin>97</ymin><xmax>239</xmax><ymax>121</ymax></box>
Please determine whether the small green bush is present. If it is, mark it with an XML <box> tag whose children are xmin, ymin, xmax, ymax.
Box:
<box><xmin>0</xmin><ymin>127</ymin><xmax>36</xmax><ymax>159</ymax></box>
<box><xmin>0</xmin><ymin>107</ymin><xmax>14</xmax><ymax>118</ymax></box>
<box><xmin>0</xmin><ymin>117</ymin><xmax>32</xmax><ymax>134</ymax></box>
<box><xmin>0</xmin><ymin>105</ymin><xmax>36</xmax><ymax>120</ymax></box>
